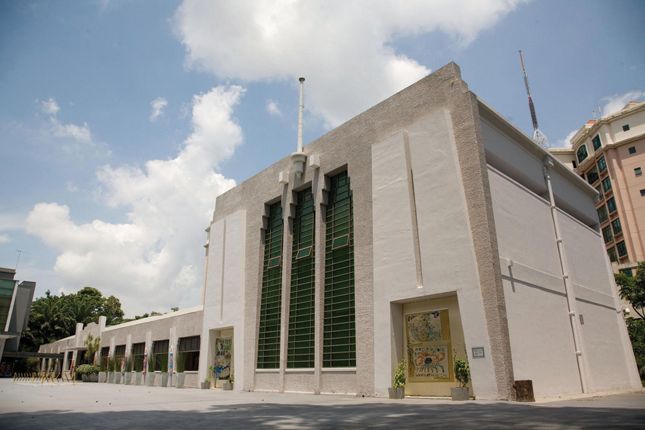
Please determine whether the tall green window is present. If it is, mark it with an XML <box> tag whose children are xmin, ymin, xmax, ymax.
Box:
<box><xmin>323</xmin><ymin>171</ymin><xmax>356</xmax><ymax>368</ymax></box>
<box><xmin>577</xmin><ymin>145</ymin><xmax>588</xmax><ymax>163</ymax></box>
<box><xmin>287</xmin><ymin>189</ymin><xmax>316</xmax><ymax>368</ymax></box>
<box><xmin>592</xmin><ymin>135</ymin><xmax>602</xmax><ymax>151</ymax></box>
<box><xmin>257</xmin><ymin>202</ymin><xmax>284</xmax><ymax>369</ymax></box>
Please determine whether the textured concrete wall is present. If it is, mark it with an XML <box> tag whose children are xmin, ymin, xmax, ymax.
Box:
<box><xmin>371</xmin><ymin>110</ymin><xmax>498</xmax><ymax>399</ymax></box>
<box><xmin>199</xmin><ymin>210</ymin><xmax>246</xmax><ymax>390</ymax></box>
<box><xmin>208</xmin><ymin>62</ymin><xmax>515</xmax><ymax>398</ymax></box>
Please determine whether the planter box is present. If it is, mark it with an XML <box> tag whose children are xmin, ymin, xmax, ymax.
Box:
<box><xmin>160</xmin><ymin>372</ymin><xmax>169</xmax><ymax>387</ymax></box>
<box><xmin>114</xmin><ymin>373</ymin><xmax>121</xmax><ymax>384</ymax></box>
<box><xmin>175</xmin><ymin>373</ymin><xmax>185</xmax><ymax>389</ymax></box>
<box><xmin>108</xmin><ymin>372</ymin><xmax>114</xmax><ymax>383</ymax></box>
<box><xmin>124</xmin><ymin>373</ymin><xmax>132</xmax><ymax>385</ymax></box>
<box><xmin>81</xmin><ymin>374</ymin><xmax>88</xmax><ymax>382</ymax></box>
<box><xmin>89</xmin><ymin>374</ymin><xmax>99</xmax><ymax>383</ymax></box>
<box><xmin>388</xmin><ymin>387</ymin><xmax>405</xmax><ymax>399</ymax></box>
<box><xmin>134</xmin><ymin>372</ymin><xmax>143</xmax><ymax>386</ymax></box>
<box><xmin>223</xmin><ymin>382</ymin><xmax>233</xmax><ymax>391</ymax></box>
<box><xmin>451</xmin><ymin>387</ymin><xmax>469</xmax><ymax>401</ymax></box>
<box><xmin>99</xmin><ymin>372</ymin><xmax>106</xmax><ymax>383</ymax></box>
<box><xmin>200</xmin><ymin>381</ymin><xmax>210</xmax><ymax>390</ymax></box>
<box><xmin>145</xmin><ymin>373</ymin><xmax>156</xmax><ymax>387</ymax></box>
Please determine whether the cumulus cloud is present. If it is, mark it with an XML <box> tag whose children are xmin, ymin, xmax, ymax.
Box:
<box><xmin>555</xmin><ymin>129</ymin><xmax>579</xmax><ymax>148</ymax></box>
<box><xmin>36</xmin><ymin>97</ymin><xmax>109</xmax><ymax>157</ymax></box>
<box><xmin>173</xmin><ymin>0</ymin><xmax>525</xmax><ymax>128</ymax></box>
<box><xmin>0</xmin><ymin>234</ymin><xmax>9</xmax><ymax>244</ymax></box>
<box><xmin>601</xmin><ymin>90</ymin><xmax>645</xmax><ymax>116</ymax></box>
<box><xmin>266</xmin><ymin>99</ymin><xmax>281</xmax><ymax>116</ymax></box>
<box><xmin>40</xmin><ymin>98</ymin><xmax>60</xmax><ymax>116</ymax></box>
<box><xmin>26</xmin><ymin>85</ymin><xmax>245</xmax><ymax>316</ymax></box>
<box><xmin>149</xmin><ymin>97</ymin><xmax>169</xmax><ymax>122</ymax></box>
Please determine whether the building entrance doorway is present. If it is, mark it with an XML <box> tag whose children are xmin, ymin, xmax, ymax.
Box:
<box><xmin>211</xmin><ymin>328</ymin><xmax>233</xmax><ymax>388</ymax></box>
<box><xmin>402</xmin><ymin>295</ymin><xmax>470</xmax><ymax>397</ymax></box>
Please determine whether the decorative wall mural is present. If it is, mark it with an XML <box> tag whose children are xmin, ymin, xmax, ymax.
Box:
<box><xmin>214</xmin><ymin>336</ymin><xmax>232</xmax><ymax>380</ymax></box>
<box><xmin>410</xmin><ymin>346</ymin><xmax>449</xmax><ymax>379</ymax></box>
<box><xmin>407</xmin><ymin>311</ymin><xmax>442</xmax><ymax>343</ymax></box>
<box><xmin>406</xmin><ymin>309</ymin><xmax>453</xmax><ymax>382</ymax></box>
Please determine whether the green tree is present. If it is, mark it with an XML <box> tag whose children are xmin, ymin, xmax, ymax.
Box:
<box><xmin>616</xmin><ymin>265</ymin><xmax>645</xmax><ymax>319</ymax></box>
<box><xmin>615</xmin><ymin>264</ymin><xmax>645</xmax><ymax>379</ymax></box>
<box><xmin>21</xmin><ymin>287</ymin><xmax>125</xmax><ymax>352</ymax></box>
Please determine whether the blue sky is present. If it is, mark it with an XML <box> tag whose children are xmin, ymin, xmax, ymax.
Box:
<box><xmin>1</xmin><ymin>0</ymin><xmax>644</xmax><ymax>316</ymax></box>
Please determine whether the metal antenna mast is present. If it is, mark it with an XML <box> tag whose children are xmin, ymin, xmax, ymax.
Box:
<box><xmin>519</xmin><ymin>51</ymin><xmax>549</xmax><ymax>149</ymax></box>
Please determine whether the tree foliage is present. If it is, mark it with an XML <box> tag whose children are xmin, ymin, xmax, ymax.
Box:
<box><xmin>21</xmin><ymin>287</ymin><xmax>125</xmax><ymax>352</ymax></box>
<box><xmin>616</xmin><ymin>264</ymin><xmax>645</xmax><ymax>319</ymax></box>
<box><xmin>615</xmin><ymin>263</ymin><xmax>645</xmax><ymax>379</ymax></box>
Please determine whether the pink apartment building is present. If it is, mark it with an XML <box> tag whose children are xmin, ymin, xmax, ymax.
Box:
<box><xmin>551</xmin><ymin>101</ymin><xmax>645</xmax><ymax>277</ymax></box>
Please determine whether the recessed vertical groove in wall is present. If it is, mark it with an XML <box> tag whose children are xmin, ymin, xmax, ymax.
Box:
<box><xmin>403</xmin><ymin>129</ymin><xmax>424</xmax><ymax>288</ymax></box>
<box><xmin>220</xmin><ymin>219</ymin><xmax>227</xmax><ymax>324</ymax></box>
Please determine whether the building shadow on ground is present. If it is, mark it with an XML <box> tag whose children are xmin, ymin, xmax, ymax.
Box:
<box><xmin>3</xmin><ymin>400</ymin><xmax>645</xmax><ymax>429</ymax></box>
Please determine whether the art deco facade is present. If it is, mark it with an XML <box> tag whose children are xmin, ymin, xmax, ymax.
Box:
<box><xmin>40</xmin><ymin>64</ymin><xmax>641</xmax><ymax>399</ymax></box>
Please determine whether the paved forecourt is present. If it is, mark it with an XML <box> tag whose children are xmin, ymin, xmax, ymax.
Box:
<box><xmin>0</xmin><ymin>379</ymin><xmax>644</xmax><ymax>429</ymax></box>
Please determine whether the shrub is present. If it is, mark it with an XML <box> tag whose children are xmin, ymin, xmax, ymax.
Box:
<box><xmin>177</xmin><ymin>352</ymin><xmax>187</xmax><ymax>373</ymax></box>
<box><xmin>454</xmin><ymin>357</ymin><xmax>470</xmax><ymax>388</ymax></box>
<box><xmin>125</xmin><ymin>356</ymin><xmax>132</xmax><ymax>372</ymax></box>
<box><xmin>77</xmin><ymin>364</ymin><xmax>100</xmax><ymax>375</ymax></box>
<box><xmin>147</xmin><ymin>353</ymin><xmax>153</xmax><ymax>372</ymax></box>
<box><xmin>156</xmin><ymin>353</ymin><xmax>168</xmax><ymax>373</ymax></box>
<box><xmin>100</xmin><ymin>356</ymin><xmax>107</xmax><ymax>372</ymax></box>
<box><xmin>392</xmin><ymin>359</ymin><xmax>406</xmax><ymax>388</ymax></box>
<box><xmin>108</xmin><ymin>357</ymin><xmax>115</xmax><ymax>372</ymax></box>
<box><xmin>135</xmin><ymin>355</ymin><xmax>144</xmax><ymax>372</ymax></box>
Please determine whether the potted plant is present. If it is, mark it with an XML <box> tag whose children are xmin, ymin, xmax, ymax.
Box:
<box><xmin>201</xmin><ymin>365</ymin><xmax>214</xmax><ymax>389</ymax></box>
<box><xmin>388</xmin><ymin>359</ymin><xmax>406</xmax><ymax>399</ymax></box>
<box><xmin>134</xmin><ymin>355</ymin><xmax>144</xmax><ymax>385</ymax></box>
<box><xmin>451</xmin><ymin>356</ymin><xmax>470</xmax><ymax>401</ymax></box>
<box><xmin>159</xmin><ymin>354</ymin><xmax>169</xmax><ymax>387</ymax></box>
<box><xmin>88</xmin><ymin>365</ymin><xmax>100</xmax><ymax>382</ymax></box>
<box><xmin>99</xmin><ymin>356</ymin><xmax>107</xmax><ymax>383</ymax></box>
<box><xmin>124</xmin><ymin>356</ymin><xmax>133</xmax><ymax>385</ymax></box>
<box><xmin>208</xmin><ymin>365</ymin><xmax>215</xmax><ymax>389</ymax></box>
<box><xmin>223</xmin><ymin>372</ymin><xmax>234</xmax><ymax>391</ymax></box>
<box><xmin>114</xmin><ymin>358</ymin><xmax>122</xmax><ymax>384</ymax></box>
<box><xmin>108</xmin><ymin>358</ymin><xmax>115</xmax><ymax>383</ymax></box>
<box><xmin>145</xmin><ymin>353</ymin><xmax>156</xmax><ymax>386</ymax></box>
<box><xmin>175</xmin><ymin>352</ymin><xmax>187</xmax><ymax>389</ymax></box>
<box><xmin>77</xmin><ymin>364</ymin><xmax>89</xmax><ymax>382</ymax></box>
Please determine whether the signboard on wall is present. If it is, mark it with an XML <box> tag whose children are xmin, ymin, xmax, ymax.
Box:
<box><xmin>406</xmin><ymin>309</ymin><xmax>453</xmax><ymax>382</ymax></box>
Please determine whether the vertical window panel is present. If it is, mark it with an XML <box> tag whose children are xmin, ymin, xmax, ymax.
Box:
<box><xmin>323</xmin><ymin>172</ymin><xmax>356</xmax><ymax>368</ymax></box>
<box><xmin>287</xmin><ymin>189</ymin><xmax>316</xmax><ymax>368</ymax></box>
<box><xmin>257</xmin><ymin>202</ymin><xmax>284</xmax><ymax>369</ymax></box>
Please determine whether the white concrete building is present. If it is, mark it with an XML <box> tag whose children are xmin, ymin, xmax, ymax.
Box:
<box><xmin>40</xmin><ymin>63</ymin><xmax>641</xmax><ymax>399</ymax></box>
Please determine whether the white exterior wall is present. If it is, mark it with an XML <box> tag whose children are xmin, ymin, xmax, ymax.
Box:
<box><xmin>488</xmin><ymin>165</ymin><xmax>641</xmax><ymax>396</ymax></box>
<box><xmin>372</xmin><ymin>109</ymin><xmax>498</xmax><ymax>399</ymax></box>
<box><xmin>489</xmin><ymin>167</ymin><xmax>583</xmax><ymax>396</ymax></box>
<box><xmin>199</xmin><ymin>210</ymin><xmax>246</xmax><ymax>390</ymax></box>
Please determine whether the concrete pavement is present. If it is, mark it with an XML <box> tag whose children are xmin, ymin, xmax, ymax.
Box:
<box><xmin>0</xmin><ymin>379</ymin><xmax>643</xmax><ymax>429</ymax></box>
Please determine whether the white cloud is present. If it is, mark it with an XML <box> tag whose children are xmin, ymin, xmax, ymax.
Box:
<box><xmin>0</xmin><ymin>234</ymin><xmax>10</xmax><ymax>244</ymax></box>
<box><xmin>266</xmin><ymin>99</ymin><xmax>281</xmax><ymax>116</ymax></box>
<box><xmin>149</xmin><ymin>97</ymin><xmax>169</xmax><ymax>122</ymax></box>
<box><xmin>66</xmin><ymin>181</ymin><xmax>79</xmax><ymax>193</ymax></box>
<box><xmin>173</xmin><ymin>0</ymin><xmax>525</xmax><ymax>128</ymax></box>
<box><xmin>36</xmin><ymin>97</ymin><xmax>109</xmax><ymax>157</ymax></box>
<box><xmin>26</xmin><ymin>85</ymin><xmax>244</xmax><ymax>316</ymax></box>
<box><xmin>555</xmin><ymin>129</ymin><xmax>578</xmax><ymax>148</ymax></box>
<box><xmin>601</xmin><ymin>90</ymin><xmax>645</xmax><ymax>116</ymax></box>
<box><xmin>40</xmin><ymin>98</ymin><xmax>60</xmax><ymax>116</ymax></box>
